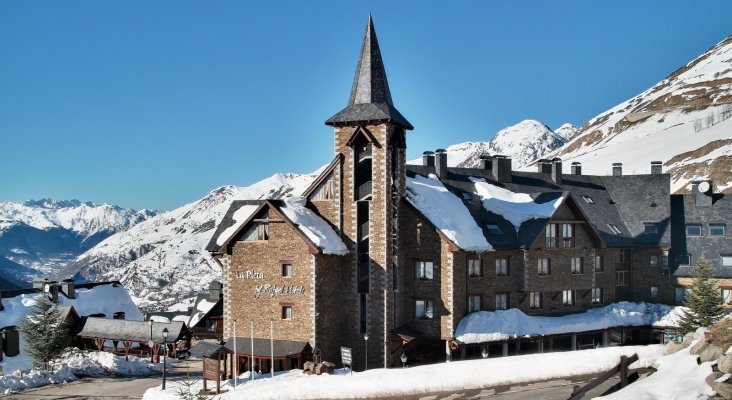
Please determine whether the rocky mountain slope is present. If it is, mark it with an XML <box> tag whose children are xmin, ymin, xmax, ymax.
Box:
<box><xmin>0</xmin><ymin>199</ymin><xmax>156</xmax><ymax>283</ymax></box>
<box><xmin>537</xmin><ymin>35</ymin><xmax>732</xmax><ymax>193</ymax></box>
<box><xmin>57</xmin><ymin>172</ymin><xmax>317</xmax><ymax>312</ymax></box>
<box><xmin>412</xmin><ymin>119</ymin><xmax>576</xmax><ymax>169</ymax></box>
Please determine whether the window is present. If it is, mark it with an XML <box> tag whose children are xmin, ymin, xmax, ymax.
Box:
<box><xmin>571</xmin><ymin>257</ymin><xmax>583</xmax><ymax>274</ymax></box>
<box><xmin>546</xmin><ymin>224</ymin><xmax>558</xmax><ymax>248</ymax></box>
<box><xmin>651</xmin><ymin>286</ymin><xmax>659</xmax><ymax>297</ymax></box>
<box><xmin>677</xmin><ymin>254</ymin><xmax>691</xmax><ymax>266</ymax></box>
<box><xmin>415</xmin><ymin>300</ymin><xmax>434</xmax><ymax>319</ymax></box>
<box><xmin>467</xmin><ymin>259</ymin><xmax>482</xmax><ymax>277</ymax></box>
<box><xmin>711</xmin><ymin>224</ymin><xmax>726</xmax><ymax>236</ymax></box>
<box><xmin>495</xmin><ymin>258</ymin><xmax>509</xmax><ymax>276</ymax></box>
<box><xmin>486</xmin><ymin>224</ymin><xmax>503</xmax><ymax>235</ymax></box>
<box><xmin>722</xmin><ymin>288</ymin><xmax>732</xmax><ymax>305</ymax></box>
<box><xmin>649</xmin><ymin>255</ymin><xmax>658</xmax><ymax>266</ymax></box>
<box><xmin>537</xmin><ymin>258</ymin><xmax>550</xmax><ymax>275</ymax></box>
<box><xmin>583</xmin><ymin>195</ymin><xmax>595</xmax><ymax>204</ymax></box>
<box><xmin>594</xmin><ymin>255</ymin><xmax>603</xmax><ymax>272</ymax></box>
<box><xmin>415</xmin><ymin>261</ymin><xmax>434</xmax><ymax>280</ymax></box>
<box><xmin>311</xmin><ymin>173</ymin><xmax>335</xmax><ymax>200</ymax></box>
<box><xmin>616</xmin><ymin>250</ymin><xmax>626</xmax><ymax>263</ymax></box>
<box><xmin>495</xmin><ymin>293</ymin><xmax>509</xmax><ymax>310</ymax></box>
<box><xmin>643</xmin><ymin>223</ymin><xmax>658</xmax><ymax>234</ymax></box>
<box><xmin>608</xmin><ymin>224</ymin><xmax>622</xmax><ymax>235</ymax></box>
<box><xmin>616</xmin><ymin>271</ymin><xmax>628</xmax><ymax>286</ymax></box>
<box><xmin>529</xmin><ymin>292</ymin><xmax>542</xmax><ymax>309</ymax></box>
<box><xmin>591</xmin><ymin>288</ymin><xmax>603</xmax><ymax>304</ymax></box>
<box><xmin>675</xmin><ymin>287</ymin><xmax>691</xmax><ymax>304</ymax></box>
<box><xmin>686</xmin><ymin>224</ymin><xmax>702</xmax><ymax>236</ymax></box>
<box><xmin>561</xmin><ymin>223</ymin><xmax>575</xmax><ymax>247</ymax></box>
<box><xmin>281</xmin><ymin>263</ymin><xmax>293</xmax><ymax>277</ymax></box>
<box><xmin>281</xmin><ymin>305</ymin><xmax>292</xmax><ymax>320</ymax></box>
<box><xmin>722</xmin><ymin>255</ymin><xmax>732</xmax><ymax>267</ymax></box>
<box><xmin>243</xmin><ymin>222</ymin><xmax>270</xmax><ymax>241</ymax></box>
<box><xmin>562</xmin><ymin>290</ymin><xmax>575</xmax><ymax>306</ymax></box>
<box><xmin>468</xmin><ymin>295</ymin><xmax>482</xmax><ymax>313</ymax></box>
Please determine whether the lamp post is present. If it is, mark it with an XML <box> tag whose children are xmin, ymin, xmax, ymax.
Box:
<box><xmin>149</xmin><ymin>319</ymin><xmax>154</xmax><ymax>362</ymax></box>
<box><xmin>400</xmin><ymin>352</ymin><xmax>407</xmax><ymax>368</ymax></box>
<box><xmin>364</xmin><ymin>333</ymin><xmax>369</xmax><ymax>371</ymax></box>
<box><xmin>162</xmin><ymin>327</ymin><xmax>169</xmax><ymax>390</ymax></box>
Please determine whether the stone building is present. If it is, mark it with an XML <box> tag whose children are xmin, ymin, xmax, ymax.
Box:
<box><xmin>206</xmin><ymin>16</ymin><xmax>730</xmax><ymax>372</ymax></box>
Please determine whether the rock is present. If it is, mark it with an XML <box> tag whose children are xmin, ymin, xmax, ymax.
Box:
<box><xmin>664</xmin><ymin>341</ymin><xmax>686</xmax><ymax>355</ymax></box>
<box><xmin>700</xmin><ymin>344</ymin><xmax>724</xmax><ymax>363</ymax></box>
<box><xmin>303</xmin><ymin>361</ymin><xmax>315</xmax><ymax>372</ymax></box>
<box><xmin>683</xmin><ymin>332</ymin><xmax>695</xmax><ymax>345</ymax></box>
<box><xmin>720</xmin><ymin>355</ymin><xmax>732</xmax><ymax>374</ymax></box>
<box><xmin>693</xmin><ymin>327</ymin><xmax>709</xmax><ymax>341</ymax></box>
<box><xmin>691</xmin><ymin>337</ymin><xmax>709</xmax><ymax>355</ymax></box>
<box><xmin>708</xmin><ymin>372</ymin><xmax>732</xmax><ymax>400</ymax></box>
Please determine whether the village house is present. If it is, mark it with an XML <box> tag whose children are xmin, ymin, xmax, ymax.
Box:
<box><xmin>206</xmin><ymin>16</ymin><xmax>731</xmax><ymax>373</ymax></box>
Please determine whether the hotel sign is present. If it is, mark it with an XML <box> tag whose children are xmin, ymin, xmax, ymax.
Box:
<box><xmin>235</xmin><ymin>268</ymin><xmax>306</xmax><ymax>299</ymax></box>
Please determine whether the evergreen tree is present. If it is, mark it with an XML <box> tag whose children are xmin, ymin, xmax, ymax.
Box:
<box><xmin>678</xmin><ymin>258</ymin><xmax>724</xmax><ymax>334</ymax></box>
<box><xmin>19</xmin><ymin>295</ymin><xmax>71</xmax><ymax>371</ymax></box>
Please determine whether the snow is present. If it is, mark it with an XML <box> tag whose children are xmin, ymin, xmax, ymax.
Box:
<box><xmin>470</xmin><ymin>177</ymin><xmax>563</xmax><ymax>231</ymax></box>
<box><xmin>405</xmin><ymin>174</ymin><xmax>492</xmax><ymax>251</ymax></box>
<box><xmin>0</xmin><ymin>349</ymin><xmax>170</xmax><ymax>394</ymax></box>
<box><xmin>143</xmin><ymin>345</ymin><xmax>662</xmax><ymax>400</ymax></box>
<box><xmin>187</xmin><ymin>297</ymin><xmax>218</xmax><ymax>328</ymax></box>
<box><xmin>455</xmin><ymin>302</ymin><xmax>683</xmax><ymax>344</ymax></box>
<box><xmin>596</xmin><ymin>342</ymin><xmax>715</xmax><ymax>400</ymax></box>
<box><xmin>215</xmin><ymin>205</ymin><xmax>260</xmax><ymax>246</ymax></box>
<box><xmin>0</xmin><ymin>284</ymin><xmax>143</xmax><ymax>374</ymax></box>
<box><xmin>279</xmin><ymin>197</ymin><xmax>349</xmax><ymax>256</ymax></box>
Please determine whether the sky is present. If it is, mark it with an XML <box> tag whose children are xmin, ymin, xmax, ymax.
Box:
<box><xmin>2</xmin><ymin>1</ymin><xmax>731</xmax><ymax>211</ymax></box>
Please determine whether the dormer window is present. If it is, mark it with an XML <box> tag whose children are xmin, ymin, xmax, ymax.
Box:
<box><xmin>486</xmin><ymin>224</ymin><xmax>503</xmax><ymax>235</ymax></box>
<box><xmin>242</xmin><ymin>210</ymin><xmax>270</xmax><ymax>241</ymax></box>
<box><xmin>311</xmin><ymin>173</ymin><xmax>335</xmax><ymax>200</ymax></box>
<box><xmin>582</xmin><ymin>195</ymin><xmax>595</xmax><ymax>204</ymax></box>
<box><xmin>686</xmin><ymin>224</ymin><xmax>702</xmax><ymax>236</ymax></box>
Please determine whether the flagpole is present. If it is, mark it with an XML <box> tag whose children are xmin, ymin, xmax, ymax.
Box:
<box><xmin>270</xmin><ymin>318</ymin><xmax>274</xmax><ymax>378</ymax></box>
<box><xmin>250</xmin><ymin>319</ymin><xmax>255</xmax><ymax>381</ymax></box>
<box><xmin>233</xmin><ymin>319</ymin><xmax>237</xmax><ymax>388</ymax></box>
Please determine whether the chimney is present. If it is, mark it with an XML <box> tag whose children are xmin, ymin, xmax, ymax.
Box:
<box><xmin>60</xmin><ymin>279</ymin><xmax>75</xmax><ymax>299</ymax></box>
<box><xmin>551</xmin><ymin>158</ymin><xmax>563</xmax><ymax>184</ymax></box>
<box><xmin>612</xmin><ymin>163</ymin><xmax>623</xmax><ymax>176</ymax></box>
<box><xmin>537</xmin><ymin>159</ymin><xmax>553</xmax><ymax>174</ymax></box>
<box><xmin>435</xmin><ymin>149</ymin><xmax>448</xmax><ymax>178</ymax></box>
<box><xmin>32</xmin><ymin>277</ymin><xmax>49</xmax><ymax>291</ymax></box>
<box><xmin>479</xmin><ymin>155</ymin><xmax>494</xmax><ymax>170</ymax></box>
<box><xmin>47</xmin><ymin>283</ymin><xmax>59</xmax><ymax>304</ymax></box>
<box><xmin>571</xmin><ymin>162</ymin><xmax>582</xmax><ymax>175</ymax></box>
<box><xmin>692</xmin><ymin>180</ymin><xmax>713</xmax><ymax>207</ymax></box>
<box><xmin>492</xmin><ymin>155</ymin><xmax>512</xmax><ymax>183</ymax></box>
<box><xmin>422</xmin><ymin>151</ymin><xmax>435</xmax><ymax>167</ymax></box>
<box><xmin>651</xmin><ymin>161</ymin><xmax>663</xmax><ymax>175</ymax></box>
<box><xmin>209</xmin><ymin>280</ymin><xmax>224</xmax><ymax>301</ymax></box>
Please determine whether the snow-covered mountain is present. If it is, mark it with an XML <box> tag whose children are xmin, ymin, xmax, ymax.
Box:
<box><xmin>540</xmin><ymin>35</ymin><xmax>732</xmax><ymax>193</ymax></box>
<box><xmin>58</xmin><ymin>172</ymin><xmax>317</xmax><ymax>312</ymax></box>
<box><xmin>410</xmin><ymin>119</ymin><xmax>573</xmax><ymax>169</ymax></box>
<box><xmin>0</xmin><ymin>199</ymin><xmax>157</xmax><ymax>282</ymax></box>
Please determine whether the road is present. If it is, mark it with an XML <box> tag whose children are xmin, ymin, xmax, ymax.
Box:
<box><xmin>0</xmin><ymin>360</ymin><xmax>202</xmax><ymax>400</ymax></box>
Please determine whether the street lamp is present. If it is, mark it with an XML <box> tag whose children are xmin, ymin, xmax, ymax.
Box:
<box><xmin>400</xmin><ymin>352</ymin><xmax>407</xmax><ymax>368</ymax></box>
<box><xmin>149</xmin><ymin>319</ymin><xmax>154</xmax><ymax>362</ymax></box>
<box><xmin>162</xmin><ymin>327</ymin><xmax>169</xmax><ymax>390</ymax></box>
<box><xmin>364</xmin><ymin>333</ymin><xmax>369</xmax><ymax>371</ymax></box>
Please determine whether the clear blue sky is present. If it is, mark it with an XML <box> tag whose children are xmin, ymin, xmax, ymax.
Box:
<box><xmin>2</xmin><ymin>1</ymin><xmax>731</xmax><ymax>211</ymax></box>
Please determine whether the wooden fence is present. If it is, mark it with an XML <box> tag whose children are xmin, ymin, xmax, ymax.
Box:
<box><xmin>568</xmin><ymin>353</ymin><xmax>639</xmax><ymax>399</ymax></box>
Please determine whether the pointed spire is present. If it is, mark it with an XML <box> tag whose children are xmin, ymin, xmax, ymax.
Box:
<box><xmin>326</xmin><ymin>15</ymin><xmax>412</xmax><ymax>130</ymax></box>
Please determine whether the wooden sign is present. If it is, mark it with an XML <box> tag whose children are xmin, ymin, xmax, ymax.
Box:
<box><xmin>203</xmin><ymin>357</ymin><xmax>220</xmax><ymax>380</ymax></box>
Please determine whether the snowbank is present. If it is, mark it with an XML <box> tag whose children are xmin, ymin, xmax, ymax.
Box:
<box><xmin>596</xmin><ymin>342</ymin><xmax>714</xmax><ymax>399</ymax></box>
<box><xmin>280</xmin><ymin>197</ymin><xmax>349</xmax><ymax>255</ymax></box>
<box><xmin>470</xmin><ymin>177</ymin><xmax>562</xmax><ymax>231</ymax></box>
<box><xmin>142</xmin><ymin>345</ymin><xmax>662</xmax><ymax>400</ymax></box>
<box><xmin>0</xmin><ymin>349</ymin><xmax>167</xmax><ymax>394</ymax></box>
<box><xmin>406</xmin><ymin>174</ymin><xmax>492</xmax><ymax>251</ymax></box>
<box><xmin>455</xmin><ymin>302</ymin><xmax>683</xmax><ymax>344</ymax></box>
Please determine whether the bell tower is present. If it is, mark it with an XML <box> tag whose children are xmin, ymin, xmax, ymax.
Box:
<box><xmin>325</xmin><ymin>15</ymin><xmax>413</xmax><ymax>369</ymax></box>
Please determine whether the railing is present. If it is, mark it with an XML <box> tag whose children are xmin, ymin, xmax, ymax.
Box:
<box><xmin>357</xmin><ymin>181</ymin><xmax>373</xmax><ymax>201</ymax></box>
<box><xmin>546</xmin><ymin>237</ymin><xmax>557</xmax><ymax>248</ymax></box>
<box><xmin>562</xmin><ymin>237</ymin><xmax>575</xmax><ymax>248</ymax></box>
<box><xmin>357</xmin><ymin>145</ymin><xmax>372</xmax><ymax>163</ymax></box>
<box><xmin>191</xmin><ymin>326</ymin><xmax>223</xmax><ymax>338</ymax></box>
<box><xmin>359</xmin><ymin>222</ymin><xmax>370</xmax><ymax>241</ymax></box>
<box><xmin>568</xmin><ymin>353</ymin><xmax>639</xmax><ymax>399</ymax></box>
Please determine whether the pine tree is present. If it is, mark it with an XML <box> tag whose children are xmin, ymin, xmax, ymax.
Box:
<box><xmin>19</xmin><ymin>295</ymin><xmax>71</xmax><ymax>371</ymax></box>
<box><xmin>678</xmin><ymin>258</ymin><xmax>724</xmax><ymax>334</ymax></box>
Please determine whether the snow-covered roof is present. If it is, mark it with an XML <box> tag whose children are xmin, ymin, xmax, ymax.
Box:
<box><xmin>406</xmin><ymin>174</ymin><xmax>492</xmax><ymax>251</ymax></box>
<box><xmin>454</xmin><ymin>302</ymin><xmax>684</xmax><ymax>344</ymax></box>
<box><xmin>469</xmin><ymin>177</ymin><xmax>563</xmax><ymax>231</ymax></box>
<box><xmin>187</xmin><ymin>295</ymin><xmax>220</xmax><ymax>328</ymax></box>
<box><xmin>279</xmin><ymin>197</ymin><xmax>348</xmax><ymax>256</ymax></box>
<box><xmin>215</xmin><ymin>204</ymin><xmax>260</xmax><ymax>246</ymax></box>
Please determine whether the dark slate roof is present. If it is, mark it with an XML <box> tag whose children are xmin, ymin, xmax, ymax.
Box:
<box><xmin>77</xmin><ymin>317</ymin><xmax>187</xmax><ymax>343</ymax></box>
<box><xmin>205</xmin><ymin>200</ymin><xmax>266</xmax><ymax>253</ymax></box>
<box><xmin>405</xmin><ymin>164</ymin><xmax>672</xmax><ymax>250</ymax></box>
<box><xmin>188</xmin><ymin>293</ymin><xmax>222</xmax><ymax>328</ymax></box>
<box><xmin>224</xmin><ymin>336</ymin><xmax>310</xmax><ymax>358</ymax></box>
<box><xmin>325</xmin><ymin>16</ymin><xmax>413</xmax><ymax>130</ymax></box>
<box><xmin>670</xmin><ymin>192</ymin><xmax>732</xmax><ymax>277</ymax></box>
<box><xmin>188</xmin><ymin>341</ymin><xmax>231</xmax><ymax>359</ymax></box>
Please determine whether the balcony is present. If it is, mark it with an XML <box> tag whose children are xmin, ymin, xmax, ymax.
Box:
<box><xmin>562</xmin><ymin>237</ymin><xmax>575</xmax><ymax>248</ymax></box>
<box><xmin>357</xmin><ymin>145</ymin><xmax>372</xmax><ymax>163</ymax></box>
<box><xmin>191</xmin><ymin>326</ymin><xmax>223</xmax><ymax>339</ymax></box>
<box><xmin>359</xmin><ymin>222</ymin><xmax>370</xmax><ymax>241</ymax></box>
<box><xmin>357</xmin><ymin>181</ymin><xmax>373</xmax><ymax>201</ymax></box>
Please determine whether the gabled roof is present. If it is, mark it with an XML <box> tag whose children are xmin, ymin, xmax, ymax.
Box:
<box><xmin>224</xmin><ymin>336</ymin><xmax>310</xmax><ymax>358</ymax></box>
<box><xmin>325</xmin><ymin>16</ymin><xmax>413</xmax><ymax>130</ymax></box>
<box><xmin>302</xmin><ymin>154</ymin><xmax>343</xmax><ymax>199</ymax></box>
<box><xmin>77</xmin><ymin>317</ymin><xmax>186</xmax><ymax>343</ymax></box>
<box><xmin>188</xmin><ymin>294</ymin><xmax>222</xmax><ymax>328</ymax></box>
<box><xmin>205</xmin><ymin>200</ymin><xmax>266</xmax><ymax>253</ymax></box>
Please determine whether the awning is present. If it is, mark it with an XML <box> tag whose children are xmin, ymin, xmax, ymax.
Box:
<box><xmin>223</xmin><ymin>336</ymin><xmax>309</xmax><ymax>358</ymax></box>
<box><xmin>392</xmin><ymin>325</ymin><xmax>423</xmax><ymax>342</ymax></box>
